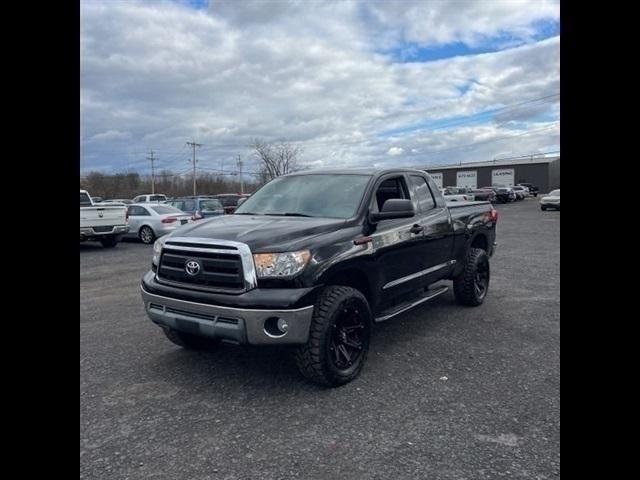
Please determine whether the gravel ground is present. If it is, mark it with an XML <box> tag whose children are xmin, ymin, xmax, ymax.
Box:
<box><xmin>80</xmin><ymin>198</ymin><xmax>560</xmax><ymax>480</ymax></box>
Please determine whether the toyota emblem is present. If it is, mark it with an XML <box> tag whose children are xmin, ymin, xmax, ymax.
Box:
<box><xmin>185</xmin><ymin>260</ymin><xmax>201</xmax><ymax>276</ymax></box>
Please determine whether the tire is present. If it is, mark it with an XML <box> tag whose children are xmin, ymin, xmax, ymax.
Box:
<box><xmin>295</xmin><ymin>286</ymin><xmax>372</xmax><ymax>387</ymax></box>
<box><xmin>453</xmin><ymin>248</ymin><xmax>490</xmax><ymax>306</ymax></box>
<box><xmin>139</xmin><ymin>226</ymin><xmax>155</xmax><ymax>244</ymax></box>
<box><xmin>162</xmin><ymin>328</ymin><xmax>220</xmax><ymax>350</ymax></box>
<box><xmin>541</xmin><ymin>206</ymin><xmax>547</xmax><ymax>211</ymax></box>
<box><xmin>100</xmin><ymin>235</ymin><xmax>118</xmax><ymax>248</ymax></box>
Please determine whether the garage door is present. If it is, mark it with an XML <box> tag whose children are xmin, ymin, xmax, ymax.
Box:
<box><xmin>456</xmin><ymin>171</ymin><xmax>477</xmax><ymax>189</ymax></box>
<box><xmin>492</xmin><ymin>168</ymin><xmax>515</xmax><ymax>186</ymax></box>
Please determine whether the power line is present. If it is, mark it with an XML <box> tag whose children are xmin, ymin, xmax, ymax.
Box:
<box><xmin>186</xmin><ymin>140</ymin><xmax>203</xmax><ymax>196</ymax></box>
<box><xmin>147</xmin><ymin>150</ymin><xmax>156</xmax><ymax>194</ymax></box>
<box><xmin>394</xmin><ymin>93</ymin><xmax>560</xmax><ymax>135</ymax></box>
<box><xmin>237</xmin><ymin>155</ymin><xmax>244</xmax><ymax>194</ymax></box>
<box><xmin>341</xmin><ymin>123</ymin><xmax>560</xmax><ymax>169</ymax></box>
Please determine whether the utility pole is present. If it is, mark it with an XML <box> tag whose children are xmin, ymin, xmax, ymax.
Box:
<box><xmin>237</xmin><ymin>155</ymin><xmax>244</xmax><ymax>194</ymax></box>
<box><xmin>147</xmin><ymin>150</ymin><xmax>156</xmax><ymax>194</ymax></box>
<box><xmin>186</xmin><ymin>140</ymin><xmax>202</xmax><ymax>196</ymax></box>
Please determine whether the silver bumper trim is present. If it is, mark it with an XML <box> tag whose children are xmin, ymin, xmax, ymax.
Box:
<box><xmin>140</xmin><ymin>285</ymin><xmax>314</xmax><ymax>345</ymax></box>
<box><xmin>80</xmin><ymin>225</ymin><xmax>129</xmax><ymax>237</ymax></box>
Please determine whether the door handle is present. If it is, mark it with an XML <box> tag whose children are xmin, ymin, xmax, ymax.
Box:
<box><xmin>409</xmin><ymin>224</ymin><xmax>424</xmax><ymax>234</ymax></box>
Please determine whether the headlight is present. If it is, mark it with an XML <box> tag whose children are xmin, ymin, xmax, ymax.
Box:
<box><xmin>152</xmin><ymin>236</ymin><xmax>167</xmax><ymax>266</ymax></box>
<box><xmin>253</xmin><ymin>250</ymin><xmax>311</xmax><ymax>278</ymax></box>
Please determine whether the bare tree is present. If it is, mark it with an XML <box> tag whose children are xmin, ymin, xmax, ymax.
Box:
<box><xmin>250</xmin><ymin>138</ymin><xmax>301</xmax><ymax>183</ymax></box>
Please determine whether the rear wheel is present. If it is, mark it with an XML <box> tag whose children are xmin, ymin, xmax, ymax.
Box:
<box><xmin>139</xmin><ymin>226</ymin><xmax>155</xmax><ymax>244</ymax></box>
<box><xmin>100</xmin><ymin>235</ymin><xmax>118</xmax><ymax>248</ymax></box>
<box><xmin>453</xmin><ymin>248</ymin><xmax>490</xmax><ymax>306</ymax></box>
<box><xmin>295</xmin><ymin>286</ymin><xmax>372</xmax><ymax>387</ymax></box>
<box><xmin>162</xmin><ymin>328</ymin><xmax>220</xmax><ymax>350</ymax></box>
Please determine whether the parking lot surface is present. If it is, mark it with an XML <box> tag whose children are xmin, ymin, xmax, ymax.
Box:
<box><xmin>80</xmin><ymin>199</ymin><xmax>560</xmax><ymax>480</ymax></box>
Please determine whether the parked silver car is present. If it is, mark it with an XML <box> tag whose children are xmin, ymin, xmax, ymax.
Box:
<box><xmin>511</xmin><ymin>185</ymin><xmax>529</xmax><ymax>200</ymax></box>
<box><xmin>125</xmin><ymin>204</ymin><xmax>193</xmax><ymax>244</ymax></box>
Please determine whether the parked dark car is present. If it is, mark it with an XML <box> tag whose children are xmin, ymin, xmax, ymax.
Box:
<box><xmin>166</xmin><ymin>196</ymin><xmax>225</xmax><ymax>220</ymax></box>
<box><xmin>483</xmin><ymin>186</ymin><xmax>516</xmax><ymax>203</ymax></box>
<box><xmin>517</xmin><ymin>183</ymin><xmax>539</xmax><ymax>197</ymax></box>
<box><xmin>141</xmin><ymin>168</ymin><xmax>498</xmax><ymax>386</ymax></box>
<box><xmin>471</xmin><ymin>188</ymin><xmax>497</xmax><ymax>203</ymax></box>
<box><xmin>213</xmin><ymin>193</ymin><xmax>251</xmax><ymax>214</ymax></box>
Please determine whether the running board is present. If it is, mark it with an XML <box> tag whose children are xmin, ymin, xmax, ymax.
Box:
<box><xmin>374</xmin><ymin>286</ymin><xmax>449</xmax><ymax>323</ymax></box>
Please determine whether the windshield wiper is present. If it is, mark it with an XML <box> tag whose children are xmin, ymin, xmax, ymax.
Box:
<box><xmin>264</xmin><ymin>212</ymin><xmax>314</xmax><ymax>217</ymax></box>
<box><xmin>235</xmin><ymin>212</ymin><xmax>263</xmax><ymax>215</ymax></box>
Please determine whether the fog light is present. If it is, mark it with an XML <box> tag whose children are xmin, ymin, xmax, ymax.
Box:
<box><xmin>264</xmin><ymin>317</ymin><xmax>288</xmax><ymax>338</ymax></box>
<box><xmin>277</xmin><ymin>318</ymin><xmax>288</xmax><ymax>333</ymax></box>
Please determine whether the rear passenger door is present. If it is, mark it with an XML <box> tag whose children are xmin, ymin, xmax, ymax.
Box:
<box><xmin>127</xmin><ymin>205</ymin><xmax>150</xmax><ymax>234</ymax></box>
<box><xmin>407</xmin><ymin>174</ymin><xmax>456</xmax><ymax>287</ymax></box>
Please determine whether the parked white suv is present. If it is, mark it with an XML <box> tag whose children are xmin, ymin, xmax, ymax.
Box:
<box><xmin>540</xmin><ymin>189</ymin><xmax>560</xmax><ymax>211</ymax></box>
<box><xmin>80</xmin><ymin>190</ymin><xmax>129</xmax><ymax>247</ymax></box>
<box><xmin>132</xmin><ymin>194</ymin><xmax>167</xmax><ymax>203</ymax></box>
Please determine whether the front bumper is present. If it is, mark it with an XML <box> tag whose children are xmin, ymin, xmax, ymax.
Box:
<box><xmin>80</xmin><ymin>225</ymin><xmax>129</xmax><ymax>239</ymax></box>
<box><xmin>140</xmin><ymin>284</ymin><xmax>315</xmax><ymax>345</ymax></box>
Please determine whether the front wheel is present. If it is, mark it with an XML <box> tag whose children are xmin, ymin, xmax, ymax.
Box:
<box><xmin>139</xmin><ymin>226</ymin><xmax>155</xmax><ymax>244</ymax></box>
<box><xmin>295</xmin><ymin>286</ymin><xmax>372</xmax><ymax>387</ymax></box>
<box><xmin>453</xmin><ymin>248</ymin><xmax>490</xmax><ymax>306</ymax></box>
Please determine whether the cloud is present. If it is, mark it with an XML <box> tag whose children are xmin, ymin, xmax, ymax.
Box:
<box><xmin>90</xmin><ymin>130</ymin><xmax>132</xmax><ymax>141</ymax></box>
<box><xmin>387</xmin><ymin>147</ymin><xmax>404</xmax><ymax>156</ymax></box>
<box><xmin>80</xmin><ymin>0</ymin><xmax>559</xmax><ymax>174</ymax></box>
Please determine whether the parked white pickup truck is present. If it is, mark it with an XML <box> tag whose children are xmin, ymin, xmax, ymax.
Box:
<box><xmin>80</xmin><ymin>190</ymin><xmax>129</xmax><ymax>247</ymax></box>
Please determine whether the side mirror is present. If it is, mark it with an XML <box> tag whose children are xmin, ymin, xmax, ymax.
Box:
<box><xmin>370</xmin><ymin>198</ymin><xmax>415</xmax><ymax>222</ymax></box>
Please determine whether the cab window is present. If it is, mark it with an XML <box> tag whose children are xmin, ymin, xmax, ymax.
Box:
<box><xmin>372</xmin><ymin>176</ymin><xmax>410</xmax><ymax>213</ymax></box>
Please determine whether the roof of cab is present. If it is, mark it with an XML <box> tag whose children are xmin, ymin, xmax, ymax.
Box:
<box><xmin>283</xmin><ymin>167</ymin><xmax>429</xmax><ymax>177</ymax></box>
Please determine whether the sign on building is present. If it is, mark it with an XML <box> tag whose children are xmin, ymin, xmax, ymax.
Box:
<box><xmin>491</xmin><ymin>168</ymin><xmax>515</xmax><ymax>186</ymax></box>
<box><xmin>456</xmin><ymin>171</ymin><xmax>477</xmax><ymax>189</ymax></box>
<box><xmin>429</xmin><ymin>172</ymin><xmax>443</xmax><ymax>188</ymax></box>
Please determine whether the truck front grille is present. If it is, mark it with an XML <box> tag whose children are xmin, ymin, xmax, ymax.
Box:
<box><xmin>157</xmin><ymin>243</ymin><xmax>245</xmax><ymax>293</ymax></box>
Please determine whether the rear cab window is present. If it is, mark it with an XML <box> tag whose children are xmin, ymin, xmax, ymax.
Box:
<box><xmin>80</xmin><ymin>193</ymin><xmax>92</xmax><ymax>206</ymax></box>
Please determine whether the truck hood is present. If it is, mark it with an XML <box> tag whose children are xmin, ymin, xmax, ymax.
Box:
<box><xmin>166</xmin><ymin>214</ymin><xmax>347</xmax><ymax>251</ymax></box>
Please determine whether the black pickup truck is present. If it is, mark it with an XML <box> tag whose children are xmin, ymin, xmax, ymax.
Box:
<box><xmin>140</xmin><ymin>168</ymin><xmax>498</xmax><ymax>386</ymax></box>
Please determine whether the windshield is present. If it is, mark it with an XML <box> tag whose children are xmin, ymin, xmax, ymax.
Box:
<box><xmin>235</xmin><ymin>174</ymin><xmax>371</xmax><ymax>219</ymax></box>
<box><xmin>80</xmin><ymin>193</ymin><xmax>92</xmax><ymax>206</ymax></box>
<box><xmin>200</xmin><ymin>199</ymin><xmax>223</xmax><ymax>211</ymax></box>
<box><xmin>151</xmin><ymin>205</ymin><xmax>184</xmax><ymax>215</ymax></box>
<box><xmin>549</xmin><ymin>189</ymin><xmax>560</xmax><ymax>196</ymax></box>
<box><xmin>149</xmin><ymin>195</ymin><xmax>166</xmax><ymax>202</ymax></box>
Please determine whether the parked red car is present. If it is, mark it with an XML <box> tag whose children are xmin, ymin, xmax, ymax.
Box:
<box><xmin>213</xmin><ymin>193</ymin><xmax>251</xmax><ymax>214</ymax></box>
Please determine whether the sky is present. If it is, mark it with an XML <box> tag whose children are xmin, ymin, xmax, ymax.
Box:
<box><xmin>80</xmin><ymin>0</ymin><xmax>560</xmax><ymax>177</ymax></box>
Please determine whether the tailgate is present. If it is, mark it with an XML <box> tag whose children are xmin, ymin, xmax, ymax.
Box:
<box><xmin>80</xmin><ymin>206</ymin><xmax>127</xmax><ymax>228</ymax></box>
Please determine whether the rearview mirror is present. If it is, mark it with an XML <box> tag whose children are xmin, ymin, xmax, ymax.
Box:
<box><xmin>370</xmin><ymin>198</ymin><xmax>415</xmax><ymax>222</ymax></box>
